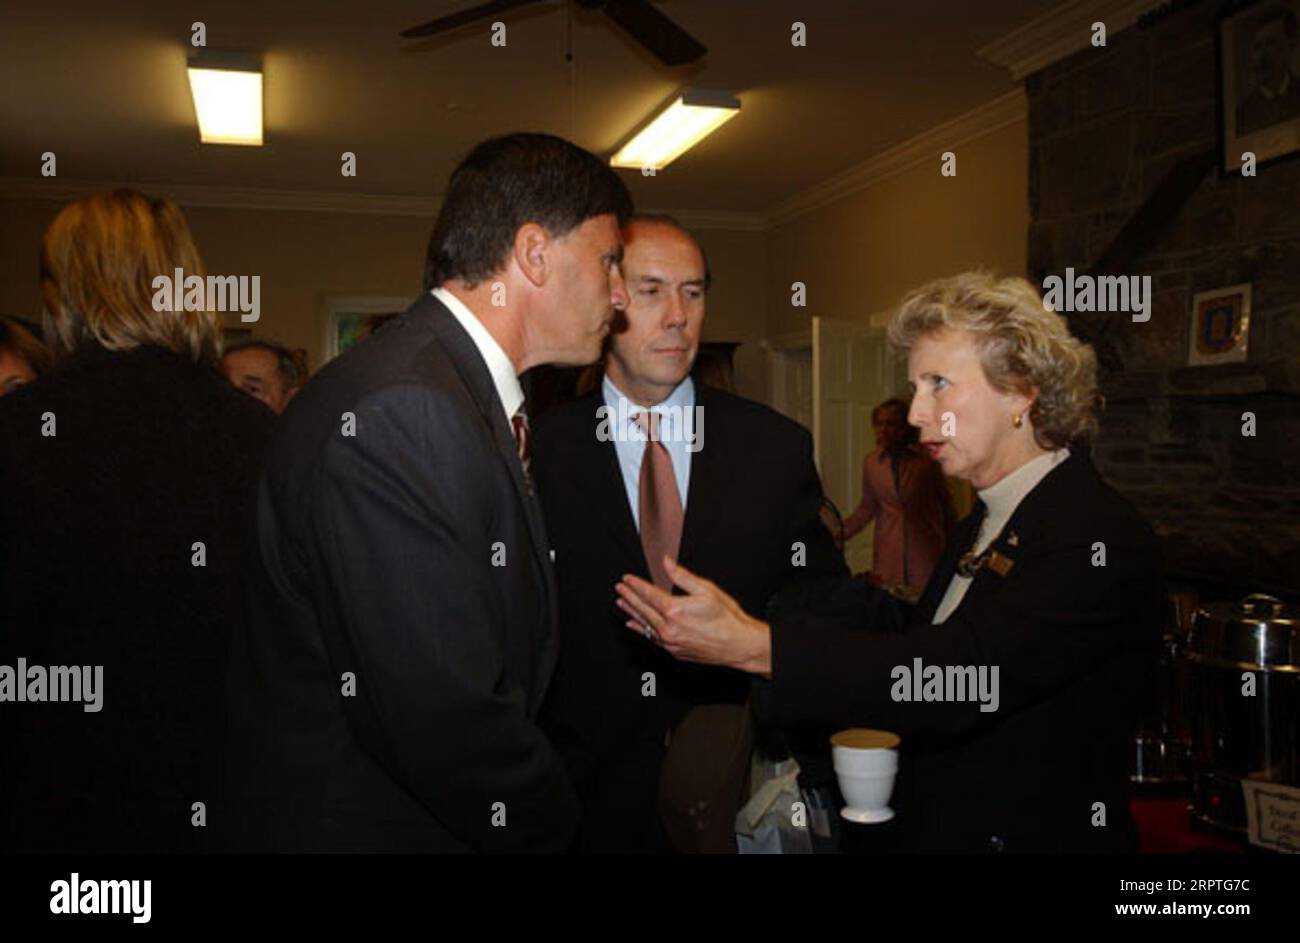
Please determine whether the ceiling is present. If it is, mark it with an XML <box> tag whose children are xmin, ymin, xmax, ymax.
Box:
<box><xmin>0</xmin><ymin>0</ymin><xmax>1065</xmax><ymax>213</ymax></box>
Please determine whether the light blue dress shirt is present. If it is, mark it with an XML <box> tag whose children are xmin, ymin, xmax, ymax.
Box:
<box><xmin>602</xmin><ymin>374</ymin><xmax>695</xmax><ymax>531</ymax></box>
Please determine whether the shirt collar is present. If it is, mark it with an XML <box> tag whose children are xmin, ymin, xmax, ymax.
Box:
<box><xmin>601</xmin><ymin>373</ymin><xmax>695</xmax><ymax>419</ymax></box>
<box><xmin>432</xmin><ymin>287</ymin><xmax>524</xmax><ymax>421</ymax></box>
<box><xmin>977</xmin><ymin>447</ymin><xmax>1070</xmax><ymax>520</ymax></box>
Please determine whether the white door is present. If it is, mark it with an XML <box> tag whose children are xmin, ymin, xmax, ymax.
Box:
<box><xmin>813</xmin><ymin>316</ymin><xmax>898</xmax><ymax>574</ymax></box>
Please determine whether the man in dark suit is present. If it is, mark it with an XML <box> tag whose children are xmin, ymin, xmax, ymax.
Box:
<box><xmin>222</xmin><ymin>134</ymin><xmax>631</xmax><ymax>852</ymax></box>
<box><xmin>531</xmin><ymin>215</ymin><xmax>847</xmax><ymax>852</ymax></box>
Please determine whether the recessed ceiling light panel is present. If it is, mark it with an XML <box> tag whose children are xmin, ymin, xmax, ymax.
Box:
<box><xmin>187</xmin><ymin>50</ymin><xmax>263</xmax><ymax>146</ymax></box>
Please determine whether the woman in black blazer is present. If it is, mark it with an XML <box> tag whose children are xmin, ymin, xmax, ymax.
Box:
<box><xmin>616</xmin><ymin>272</ymin><xmax>1166</xmax><ymax>853</ymax></box>
<box><xmin>0</xmin><ymin>190</ymin><xmax>273</xmax><ymax>852</ymax></box>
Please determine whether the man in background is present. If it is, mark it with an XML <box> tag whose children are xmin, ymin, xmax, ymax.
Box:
<box><xmin>531</xmin><ymin>215</ymin><xmax>846</xmax><ymax>852</ymax></box>
<box><xmin>220</xmin><ymin>339</ymin><xmax>305</xmax><ymax>414</ymax></box>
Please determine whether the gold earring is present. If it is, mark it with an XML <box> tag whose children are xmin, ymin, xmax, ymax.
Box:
<box><xmin>1012</xmin><ymin>413</ymin><xmax>1023</xmax><ymax>428</ymax></box>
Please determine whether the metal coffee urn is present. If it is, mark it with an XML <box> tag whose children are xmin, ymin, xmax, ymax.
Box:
<box><xmin>1186</xmin><ymin>594</ymin><xmax>1299</xmax><ymax>833</ymax></box>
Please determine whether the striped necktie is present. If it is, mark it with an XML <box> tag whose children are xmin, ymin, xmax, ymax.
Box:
<box><xmin>511</xmin><ymin>408</ymin><xmax>531</xmax><ymax>483</ymax></box>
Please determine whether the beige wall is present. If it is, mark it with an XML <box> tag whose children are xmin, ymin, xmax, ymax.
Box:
<box><xmin>765</xmin><ymin>117</ymin><xmax>1029</xmax><ymax>339</ymax></box>
<box><xmin>0</xmin><ymin>198</ymin><xmax>768</xmax><ymax>397</ymax></box>
<box><xmin>0</xmin><ymin>198</ymin><xmax>431</xmax><ymax>369</ymax></box>
<box><xmin>760</xmin><ymin>116</ymin><xmax>1029</xmax><ymax>522</ymax></box>
<box><xmin>692</xmin><ymin>227</ymin><xmax>767</xmax><ymax>400</ymax></box>
<box><xmin>1</xmin><ymin>116</ymin><xmax>1023</xmax><ymax>405</ymax></box>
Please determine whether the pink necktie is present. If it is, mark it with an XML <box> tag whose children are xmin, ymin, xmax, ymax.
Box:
<box><xmin>636</xmin><ymin>411</ymin><xmax>683</xmax><ymax>591</ymax></box>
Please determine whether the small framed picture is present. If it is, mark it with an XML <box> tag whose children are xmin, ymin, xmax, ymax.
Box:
<box><xmin>320</xmin><ymin>295</ymin><xmax>409</xmax><ymax>363</ymax></box>
<box><xmin>1188</xmin><ymin>284</ymin><xmax>1251</xmax><ymax>365</ymax></box>
<box><xmin>1217</xmin><ymin>0</ymin><xmax>1300</xmax><ymax>174</ymax></box>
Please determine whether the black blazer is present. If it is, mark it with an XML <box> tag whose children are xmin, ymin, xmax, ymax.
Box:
<box><xmin>763</xmin><ymin>448</ymin><xmax>1165</xmax><ymax>853</ymax></box>
<box><xmin>0</xmin><ymin>344</ymin><xmax>273</xmax><ymax>852</ymax></box>
<box><xmin>222</xmin><ymin>293</ymin><xmax>577</xmax><ymax>852</ymax></box>
<box><xmin>531</xmin><ymin>383</ymin><xmax>847</xmax><ymax>792</ymax></box>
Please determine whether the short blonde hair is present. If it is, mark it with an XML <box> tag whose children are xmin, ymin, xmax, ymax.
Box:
<box><xmin>40</xmin><ymin>189</ymin><xmax>220</xmax><ymax>365</ymax></box>
<box><xmin>888</xmin><ymin>271</ymin><xmax>1099</xmax><ymax>448</ymax></box>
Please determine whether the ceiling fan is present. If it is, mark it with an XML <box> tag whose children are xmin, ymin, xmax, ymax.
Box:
<box><xmin>399</xmin><ymin>0</ymin><xmax>707</xmax><ymax>66</ymax></box>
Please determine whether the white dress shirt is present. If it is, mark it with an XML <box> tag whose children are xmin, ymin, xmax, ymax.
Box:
<box><xmin>603</xmin><ymin>374</ymin><xmax>695</xmax><ymax>531</ymax></box>
<box><xmin>432</xmin><ymin>286</ymin><xmax>523</xmax><ymax>423</ymax></box>
<box><xmin>932</xmin><ymin>447</ymin><xmax>1071</xmax><ymax>624</ymax></box>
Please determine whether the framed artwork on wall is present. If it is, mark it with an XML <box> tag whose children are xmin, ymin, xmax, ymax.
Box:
<box><xmin>1217</xmin><ymin>0</ymin><xmax>1300</xmax><ymax>174</ymax></box>
<box><xmin>1188</xmin><ymin>283</ymin><xmax>1251</xmax><ymax>365</ymax></box>
<box><xmin>320</xmin><ymin>295</ymin><xmax>410</xmax><ymax>364</ymax></box>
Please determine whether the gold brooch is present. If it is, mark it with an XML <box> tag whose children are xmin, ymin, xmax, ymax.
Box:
<box><xmin>956</xmin><ymin>547</ymin><xmax>1016</xmax><ymax>578</ymax></box>
<box><xmin>986</xmin><ymin>551</ymin><xmax>1015</xmax><ymax>576</ymax></box>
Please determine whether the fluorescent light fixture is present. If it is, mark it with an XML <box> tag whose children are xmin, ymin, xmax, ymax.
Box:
<box><xmin>610</xmin><ymin>89</ymin><xmax>740</xmax><ymax>170</ymax></box>
<box><xmin>187</xmin><ymin>50</ymin><xmax>263</xmax><ymax>146</ymax></box>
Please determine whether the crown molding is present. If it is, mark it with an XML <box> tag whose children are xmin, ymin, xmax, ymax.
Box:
<box><xmin>0</xmin><ymin>177</ymin><xmax>770</xmax><ymax>231</ymax></box>
<box><xmin>978</xmin><ymin>0</ymin><xmax>1164</xmax><ymax>82</ymax></box>
<box><xmin>0</xmin><ymin>177</ymin><xmax>441</xmax><ymax>217</ymax></box>
<box><xmin>765</xmin><ymin>89</ymin><xmax>1027</xmax><ymax>228</ymax></box>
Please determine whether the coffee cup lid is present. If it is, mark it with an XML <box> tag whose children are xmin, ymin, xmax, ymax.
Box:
<box><xmin>830</xmin><ymin>728</ymin><xmax>900</xmax><ymax>750</ymax></box>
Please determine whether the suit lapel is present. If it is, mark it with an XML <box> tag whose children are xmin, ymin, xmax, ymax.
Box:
<box><xmin>424</xmin><ymin>296</ymin><xmax>557</xmax><ymax>642</ymax></box>
<box><xmin>914</xmin><ymin>450</ymin><xmax>1087</xmax><ymax>624</ymax></box>
<box><xmin>576</xmin><ymin>389</ymin><xmax>649</xmax><ymax>575</ymax></box>
<box><xmin>677</xmin><ymin>383</ymin><xmax>721</xmax><ymax>576</ymax></box>
<box><xmin>915</xmin><ymin>502</ymin><xmax>984</xmax><ymax>624</ymax></box>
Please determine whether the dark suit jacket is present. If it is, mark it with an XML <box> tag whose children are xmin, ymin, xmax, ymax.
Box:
<box><xmin>531</xmin><ymin>384</ymin><xmax>847</xmax><ymax>803</ymax></box>
<box><xmin>222</xmin><ymin>293</ymin><xmax>577</xmax><ymax>852</ymax></box>
<box><xmin>0</xmin><ymin>344</ymin><xmax>273</xmax><ymax>852</ymax></box>
<box><xmin>762</xmin><ymin>447</ymin><xmax>1165</xmax><ymax>853</ymax></box>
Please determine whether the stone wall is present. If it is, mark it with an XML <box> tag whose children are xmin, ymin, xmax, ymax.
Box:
<box><xmin>1026</xmin><ymin>1</ymin><xmax>1300</xmax><ymax>597</ymax></box>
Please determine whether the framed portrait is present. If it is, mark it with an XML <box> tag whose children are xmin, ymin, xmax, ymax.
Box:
<box><xmin>1188</xmin><ymin>283</ymin><xmax>1251</xmax><ymax>365</ymax></box>
<box><xmin>1218</xmin><ymin>0</ymin><xmax>1300</xmax><ymax>174</ymax></box>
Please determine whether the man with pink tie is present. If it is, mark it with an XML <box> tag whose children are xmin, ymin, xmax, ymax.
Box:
<box><xmin>531</xmin><ymin>214</ymin><xmax>847</xmax><ymax>852</ymax></box>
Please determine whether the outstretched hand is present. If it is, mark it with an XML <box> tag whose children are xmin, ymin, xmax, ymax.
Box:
<box><xmin>615</xmin><ymin>557</ymin><xmax>772</xmax><ymax>678</ymax></box>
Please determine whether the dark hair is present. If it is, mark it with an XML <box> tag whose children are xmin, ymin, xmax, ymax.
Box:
<box><xmin>223</xmin><ymin>339</ymin><xmax>306</xmax><ymax>389</ymax></box>
<box><xmin>0</xmin><ymin>316</ymin><xmax>53</xmax><ymax>375</ymax></box>
<box><xmin>872</xmin><ymin>397</ymin><xmax>908</xmax><ymax>423</ymax></box>
<box><xmin>872</xmin><ymin>396</ymin><xmax>919</xmax><ymax>445</ymax></box>
<box><xmin>423</xmin><ymin>133</ymin><xmax>633</xmax><ymax>290</ymax></box>
<box><xmin>626</xmin><ymin>213</ymin><xmax>712</xmax><ymax>292</ymax></box>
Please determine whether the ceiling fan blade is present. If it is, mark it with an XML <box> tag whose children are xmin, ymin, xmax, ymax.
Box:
<box><xmin>400</xmin><ymin>0</ymin><xmax>544</xmax><ymax>38</ymax></box>
<box><xmin>599</xmin><ymin>0</ymin><xmax>706</xmax><ymax>65</ymax></box>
